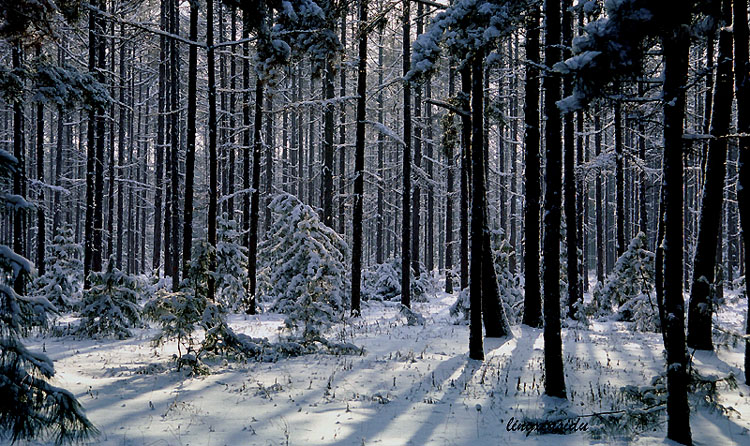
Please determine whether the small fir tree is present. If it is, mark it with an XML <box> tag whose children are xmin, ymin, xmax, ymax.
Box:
<box><xmin>31</xmin><ymin>224</ymin><xmax>83</xmax><ymax>311</ymax></box>
<box><xmin>215</xmin><ymin>216</ymin><xmax>248</xmax><ymax>311</ymax></box>
<box><xmin>0</xmin><ymin>150</ymin><xmax>97</xmax><ymax>444</ymax></box>
<box><xmin>258</xmin><ymin>193</ymin><xmax>349</xmax><ymax>341</ymax></box>
<box><xmin>591</xmin><ymin>232</ymin><xmax>658</xmax><ymax>331</ymax></box>
<box><xmin>78</xmin><ymin>256</ymin><xmax>142</xmax><ymax>339</ymax></box>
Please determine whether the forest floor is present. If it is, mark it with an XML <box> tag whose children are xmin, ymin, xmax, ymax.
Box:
<box><xmin>20</xmin><ymin>289</ymin><xmax>750</xmax><ymax>446</ymax></box>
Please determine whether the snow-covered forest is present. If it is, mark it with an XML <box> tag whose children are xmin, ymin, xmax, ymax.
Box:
<box><xmin>1</xmin><ymin>0</ymin><xmax>749</xmax><ymax>444</ymax></box>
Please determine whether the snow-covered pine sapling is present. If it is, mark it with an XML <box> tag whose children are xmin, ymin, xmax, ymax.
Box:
<box><xmin>591</xmin><ymin>232</ymin><xmax>658</xmax><ymax>331</ymax></box>
<box><xmin>259</xmin><ymin>193</ymin><xmax>349</xmax><ymax>342</ymax></box>
<box><xmin>491</xmin><ymin>233</ymin><xmax>524</xmax><ymax>325</ymax></box>
<box><xmin>361</xmin><ymin>258</ymin><xmax>437</xmax><ymax>302</ymax></box>
<box><xmin>78</xmin><ymin>255</ymin><xmax>142</xmax><ymax>339</ymax></box>
<box><xmin>215</xmin><ymin>216</ymin><xmax>248</xmax><ymax>311</ymax></box>
<box><xmin>31</xmin><ymin>224</ymin><xmax>83</xmax><ymax>311</ymax></box>
<box><xmin>0</xmin><ymin>149</ymin><xmax>97</xmax><ymax>444</ymax></box>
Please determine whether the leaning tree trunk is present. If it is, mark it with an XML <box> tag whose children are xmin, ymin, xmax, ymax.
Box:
<box><xmin>662</xmin><ymin>6</ymin><xmax>692</xmax><ymax>445</ymax></box>
<box><xmin>687</xmin><ymin>0</ymin><xmax>733</xmax><ymax>351</ymax></box>
<box><xmin>542</xmin><ymin>0</ymin><xmax>566</xmax><ymax>399</ymax></box>
<box><xmin>522</xmin><ymin>5</ymin><xmax>542</xmax><ymax>327</ymax></box>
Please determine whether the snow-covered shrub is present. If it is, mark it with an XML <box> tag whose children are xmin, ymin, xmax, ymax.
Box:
<box><xmin>78</xmin><ymin>256</ymin><xmax>142</xmax><ymax>339</ymax></box>
<box><xmin>31</xmin><ymin>224</ymin><xmax>83</xmax><ymax>311</ymax></box>
<box><xmin>258</xmin><ymin>193</ymin><xmax>349</xmax><ymax>341</ymax></box>
<box><xmin>590</xmin><ymin>233</ymin><xmax>658</xmax><ymax>331</ymax></box>
<box><xmin>361</xmin><ymin>258</ymin><xmax>438</xmax><ymax>302</ymax></box>
<box><xmin>0</xmin><ymin>149</ymin><xmax>97</xmax><ymax>444</ymax></box>
<box><xmin>450</xmin><ymin>235</ymin><xmax>522</xmax><ymax>324</ymax></box>
<box><xmin>215</xmin><ymin>216</ymin><xmax>248</xmax><ymax>311</ymax></box>
<box><xmin>491</xmin><ymin>235</ymin><xmax>523</xmax><ymax>325</ymax></box>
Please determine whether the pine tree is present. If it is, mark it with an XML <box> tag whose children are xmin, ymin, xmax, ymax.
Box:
<box><xmin>0</xmin><ymin>147</ymin><xmax>97</xmax><ymax>444</ymax></box>
<box><xmin>78</xmin><ymin>256</ymin><xmax>142</xmax><ymax>339</ymax></box>
<box><xmin>215</xmin><ymin>216</ymin><xmax>248</xmax><ymax>311</ymax></box>
<box><xmin>31</xmin><ymin>224</ymin><xmax>83</xmax><ymax>311</ymax></box>
<box><xmin>259</xmin><ymin>194</ymin><xmax>349</xmax><ymax>341</ymax></box>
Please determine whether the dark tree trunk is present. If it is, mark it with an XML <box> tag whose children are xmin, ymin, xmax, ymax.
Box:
<box><xmin>522</xmin><ymin>5</ymin><xmax>542</xmax><ymax>327</ymax></box>
<box><xmin>116</xmin><ymin>22</ymin><xmax>127</xmax><ymax>271</ymax></box>
<box><xmin>228</xmin><ymin>10</ymin><xmax>237</xmax><ymax>217</ymax></box>
<box><xmin>248</xmin><ymin>77</ymin><xmax>264</xmax><ymax>314</ymax></box>
<box><xmin>542</xmin><ymin>0</ymin><xmax>566</xmax><ymax>399</ymax></box>
<box><xmin>733</xmin><ymin>0</ymin><xmax>750</xmax><ymax>385</ymax></box>
<box><xmin>265</xmin><ymin>90</ymin><xmax>274</xmax><ymax>232</ymax></box>
<box><xmin>562</xmin><ymin>0</ymin><xmax>580</xmax><ymax>318</ymax></box>
<box><xmin>615</xmin><ymin>100</ymin><xmax>625</xmax><ymax>258</ymax></box>
<box><xmin>183</xmin><ymin>1</ymin><xmax>198</xmax><ymax>275</ymax></box>
<box><xmin>687</xmin><ymin>0</ymin><xmax>733</xmax><ymax>351</ymax></box>
<box><xmin>460</xmin><ymin>65</ymin><xmax>471</xmax><ymax>291</ymax></box>
<box><xmin>35</xmin><ymin>49</ymin><xmax>45</xmax><ymax>277</ymax></box>
<box><xmin>241</xmin><ymin>11</ymin><xmax>253</xmax><ymax>311</ymax></box>
<box><xmin>169</xmin><ymin>0</ymin><xmax>180</xmax><ymax>290</ymax></box>
<box><xmin>12</xmin><ymin>42</ymin><xmax>25</xmax><ymax>295</ymax></box>
<box><xmin>339</xmin><ymin>14</ymin><xmax>348</xmax><ymax>236</ymax></box>
<box><xmin>376</xmin><ymin>26</ymin><xmax>385</xmax><ymax>265</ymax></box>
<box><xmin>466</xmin><ymin>60</ymin><xmax>483</xmax><ymax>361</ymax></box>
<box><xmin>411</xmin><ymin>1</ymin><xmax>423</xmax><ymax>278</ymax></box>
<box><xmin>153</xmin><ymin>0</ymin><xmax>166</xmax><ymax>275</ymax></box>
<box><xmin>207</xmin><ymin>0</ymin><xmax>218</xmax><ymax>303</ymax></box>
<box><xmin>595</xmin><ymin>106</ymin><xmax>604</xmax><ymax>285</ymax></box>
<box><xmin>352</xmin><ymin>0</ymin><xmax>367</xmax><ymax>316</ymax></box>
<box><xmin>323</xmin><ymin>55</ymin><xmax>335</xmax><ymax>229</ymax></box>
<box><xmin>401</xmin><ymin>0</ymin><xmax>412</xmax><ymax>308</ymax></box>
<box><xmin>662</xmin><ymin>7</ymin><xmax>692</xmax><ymax>444</ymax></box>
<box><xmin>445</xmin><ymin>65</ymin><xmax>456</xmax><ymax>294</ymax></box>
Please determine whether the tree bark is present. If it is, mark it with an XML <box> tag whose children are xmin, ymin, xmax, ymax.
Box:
<box><xmin>542</xmin><ymin>0</ymin><xmax>566</xmax><ymax>399</ymax></box>
<box><xmin>401</xmin><ymin>0</ymin><xmax>412</xmax><ymax>308</ymax></box>
<box><xmin>207</xmin><ymin>0</ymin><xmax>218</xmax><ymax>303</ymax></box>
<box><xmin>183</xmin><ymin>0</ymin><xmax>198</xmax><ymax>276</ymax></box>
<box><xmin>687</xmin><ymin>0</ymin><xmax>733</xmax><ymax>351</ymax></box>
<box><xmin>352</xmin><ymin>0</ymin><xmax>367</xmax><ymax>316</ymax></box>
<box><xmin>522</xmin><ymin>5</ymin><xmax>542</xmax><ymax>327</ymax></box>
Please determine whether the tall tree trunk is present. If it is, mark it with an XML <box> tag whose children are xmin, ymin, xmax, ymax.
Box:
<box><xmin>153</xmin><ymin>0</ymin><xmax>166</xmax><ymax>275</ymax></box>
<box><xmin>460</xmin><ymin>65</ymin><xmax>471</xmax><ymax>291</ymax></box>
<box><xmin>376</xmin><ymin>25</ymin><xmax>385</xmax><ymax>265</ymax></box>
<box><xmin>352</xmin><ymin>0</ymin><xmax>367</xmax><ymax>316</ymax></box>
<box><xmin>248</xmin><ymin>75</ymin><xmax>265</xmax><ymax>313</ymax></box>
<box><xmin>662</xmin><ymin>6</ymin><xmax>692</xmax><ymax>444</ymax></box>
<box><xmin>474</xmin><ymin>56</ymin><xmax>511</xmax><ymax>340</ymax></box>
<box><xmin>401</xmin><ymin>0</ymin><xmax>412</xmax><ymax>308</ymax></box>
<box><xmin>595</xmin><ymin>106</ymin><xmax>604</xmax><ymax>284</ymax></box>
<box><xmin>542</xmin><ymin>0</ymin><xmax>566</xmax><ymax>399</ymax></box>
<box><xmin>467</xmin><ymin>59</ymin><xmax>483</xmax><ymax>361</ymax></box>
<box><xmin>445</xmin><ymin>64</ymin><xmax>456</xmax><ymax>294</ymax></box>
<box><xmin>12</xmin><ymin>41</ymin><xmax>25</xmax><ymax>294</ymax></box>
<box><xmin>733</xmin><ymin>0</ymin><xmax>750</xmax><ymax>385</ymax></box>
<box><xmin>338</xmin><ymin>14</ymin><xmax>347</xmax><ymax>236</ymax></box>
<box><xmin>687</xmin><ymin>0</ymin><xmax>733</xmax><ymax>351</ymax></box>
<box><xmin>183</xmin><ymin>0</ymin><xmax>198</xmax><ymax>275</ymax></box>
<box><xmin>242</xmin><ymin>11</ymin><xmax>253</xmax><ymax>311</ymax></box>
<box><xmin>207</xmin><ymin>0</ymin><xmax>218</xmax><ymax>303</ymax></box>
<box><xmin>323</xmin><ymin>55</ymin><xmax>335</xmax><ymax>228</ymax></box>
<box><xmin>522</xmin><ymin>6</ymin><xmax>542</xmax><ymax>327</ymax></box>
<box><xmin>265</xmin><ymin>89</ymin><xmax>274</xmax><ymax>232</ymax></box>
<box><xmin>116</xmin><ymin>22</ymin><xmax>127</xmax><ymax>271</ymax></box>
<box><xmin>615</xmin><ymin>99</ymin><xmax>625</xmax><ymax>258</ymax></box>
<box><xmin>562</xmin><ymin>0</ymin><xmax>580</xmax><ymax>318</ymax></box>
<box><xmin>411</xmin><ymin>1</ymin><xmax>423</xmax><ymax>278</ymax></box>
<box><xmin>35</xmin><ymin>48</ymin><xmax>45</xmax><ymax>277</ymax></box>
<box><xmin>169</xmin><ymin>0</ymin><xmax>181</xmax><ymax>290</ymax></box>
<box><xmin>228</xmin><ymin>9</ymin><xmax>237</xmax><ymax>217</ymax></box>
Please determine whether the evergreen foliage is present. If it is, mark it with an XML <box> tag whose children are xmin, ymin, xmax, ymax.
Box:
<box><xmin>361</xmin><ymin>258</ymin><xmax>438</xmax><ymax>302</ymax></box>
<box><xmin>590</xmin><ymin>232</ymin><xmax>658</xmax><ymax>331</ymax></box>
<box><xmin>78</xmin><ymin>256</ymin><xmax>142</xmax><ymax>339</ymax></box>
<box><xmin>0</xmin><ymin>150</ymin><xmax>96</xmax><ymax>444</ymax></box>
<box><xmin>215</xmin><ymin>216</ymin><xmax>248</xmax><ymax>311</ymax></box>
<box><xmin>31</xmin><ymin>224</ymin><xmax>83</xmax><ymax>311</ymax></box>
<box><xmin>258</xmin><ymin>193</ymin><xmax>349</xmax><ymax>341</ymax></box>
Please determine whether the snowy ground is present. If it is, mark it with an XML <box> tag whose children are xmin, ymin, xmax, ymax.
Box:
<box><xmin>18</xmin><ymin>291</ymin><xmax>750</xmax><ymax>446</ymax></box>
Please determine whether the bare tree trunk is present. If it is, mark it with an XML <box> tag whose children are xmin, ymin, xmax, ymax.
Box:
<box><xmin>401</xmin><ymin>0</ymin><xmax>412</xmax><ymax>308</ymax></box>
<box><xmin>183</xmin><ymin>0</ymin><xmax>199</xmax><ymax>275</ymax></box>
<box><xmin>522</xmin><ymin>5</ymin><xmax>542</xmax><ymax>327</ymax></box>
<box><xmin>542</xmin><ymin>0</ymin><xmax>566</xmax><ymax>399</ymax></box>
<box><xmin>207</xmin><ymin>0</ymin><xmax>218</xmax><ymax>303</ymax></box>
<box><xmin>352</xmin><ymin>0</ymin><xmax>367</xmax><ymax>316</ymax></box>
<box><xmin>687</xmin><ymin>0</ymin><xmax>733</xmax><ymax>351</ymax></box>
